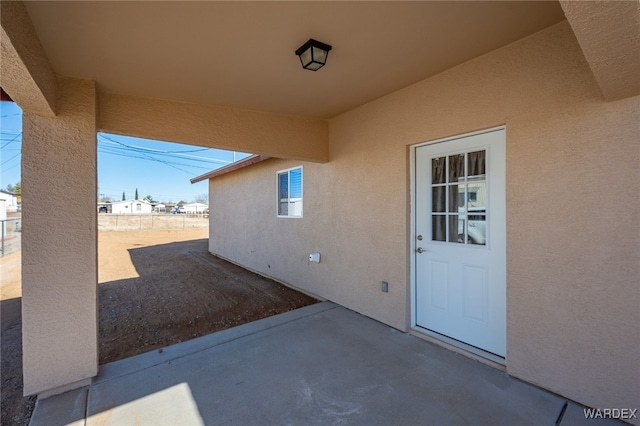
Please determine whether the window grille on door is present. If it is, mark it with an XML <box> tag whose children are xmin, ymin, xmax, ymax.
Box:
<box><xmin>431</xmin><ymin>150</ymin><xmax>487</xmax><ymax>245</ymax></box>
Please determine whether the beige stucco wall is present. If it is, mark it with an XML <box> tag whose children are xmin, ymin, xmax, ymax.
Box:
<box><xmin>21</xmin><ymin>77</ymin><xmax>98</xmax><ymax>395</ymax></box>
<box><xmin>99</xmin><ymin>93</ymin><xmax>329</xmax><ymax>163</ymax></box>
<box><xmin>560</xmin><ymin>0</ymin><xmax>640</xmax><ymax>101</ymax></box>
<box><xmin>208</xmin><ymin>21</ymin><xmax>639</xmax><ymax>415</ymax></box>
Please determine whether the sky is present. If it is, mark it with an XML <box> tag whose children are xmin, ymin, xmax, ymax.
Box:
<box><xmin>0</xmin><ymin>101</ymin><xmax>251</xmax><ymax>204</ymax></box>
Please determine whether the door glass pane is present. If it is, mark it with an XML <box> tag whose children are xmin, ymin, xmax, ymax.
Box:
<box><xmin>448</xmin><ymin>154</ymin><xmax>465</xmax><ymax>183</ymax></box>
<box><xmin>468</xmin><ymin>150</ymin><xmax>486</xmax><ymax>178</ymax></box>
<box><xmin>432</xmin><ymin>157</ymin><xmax>446</xmax><ymax>184</ymax></box>
<box><xmin>432</xmin><ymin>187</ymin><xmax>445</xmax><ymax>212</ymax></box>
<box><xmin>448</xmin><ymin>184</ymin><xmax>465</xmax><ymax>213</ymax></box>
<box><xmin>449</xmin><ymin>184</ymin><xmax>466</xmax><ymax>213</ymax></box>
<box><xmin>426</xmin><ymin>149</ymin><xmax>489</xmax><ymax>246</ymax></box>
<box><xmin>468</xmin><ymin>215</ymin><xmax>486</xmax><ymax>245</ymax></box>
<box><xmin>432</xmin><ymin>215</ymin><xmax>446</xmax><ymax>241</ymax></box>
<box><xmin>467</xmin><ymin>182</ymin><xmax>486</xmax><ymax>211</ymax></box>
<box><xmin>448</xmin><ymin>215</ymin><xmax>464</xmax><ymax>243</ymax></box>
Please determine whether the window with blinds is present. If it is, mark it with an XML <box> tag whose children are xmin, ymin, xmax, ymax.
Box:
<box><xmin>277</xmin><ymin>166</ymin><xmax>303</xmax><ymax>218</ymax></box>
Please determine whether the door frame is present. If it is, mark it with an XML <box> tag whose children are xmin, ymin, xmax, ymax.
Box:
<box><xmin>409</xmin><ymin>125</ymin><xmax>506</xmax><ymax>365</ymax></box>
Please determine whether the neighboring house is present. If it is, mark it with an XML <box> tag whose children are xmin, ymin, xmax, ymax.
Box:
<box><xmin>182</xmin><ymin>202</ymin><xmax>208</xmax><ymax>214</ymax></box>
<box><xmin>4</xmin><ymin>2</ymin><xmax>638</xmax><ymax>421</ymax></box>
<box><xmin>110</xmin><ymin>200</ymin><xmax>153</xmax><ymax>214</ymax></box>
<box><xmin>96</xmin><ymin>202</ymin><xmax>111</xmax><ymax>214</ymax></box>
<box><xmin>0</xmin><ymin>189</ymin><xmax>19</xmax><ymax>214</ymax></box>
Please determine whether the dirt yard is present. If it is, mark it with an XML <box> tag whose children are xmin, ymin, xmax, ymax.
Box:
<box><xmin>1</xmin><ymin>229</ymin><xmax>318</xmax><ymax>425</ymax></box>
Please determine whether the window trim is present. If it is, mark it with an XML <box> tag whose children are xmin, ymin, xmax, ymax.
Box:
<box><xmin>276</xmin><ymin>166</ymin><xmax>303</xmax><ymax>218</ymax></box>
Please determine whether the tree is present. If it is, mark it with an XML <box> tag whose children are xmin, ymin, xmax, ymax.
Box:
<box><xmin>135</xmin><ymin>188</ymin><xmax>139</xmax><ymax>200</ymax></box>
<box><xmin>193</xmin><ymin>193</ymin><xmax>209</xmax><ymax>204</ymax></box>
<box><xmin>122</xmin><ymin>192</ymin><xmax>126</xmax><ymax>201</ymax></box>
<box><xmin>99</xmin><ymin>195</ymin><xmax>113</xmax><ymax>203</ymax></box>
<box><xmin>143</xmin><ymin>195</ymin><xmax>156</xmax><ymax>204</ymax></box>
<box><xmin>5</xmin><ymin>181</ymin><xmax>21</xmax><ymax>196</ymax></box>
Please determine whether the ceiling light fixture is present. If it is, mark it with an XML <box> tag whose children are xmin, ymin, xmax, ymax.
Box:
<box><xmin>295</xmin><ymin>39</ymin><xmax>332</xmax><ymax>71</ymax></box>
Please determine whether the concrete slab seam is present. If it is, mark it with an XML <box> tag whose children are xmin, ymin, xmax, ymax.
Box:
<box><xmin>555</xmin><ymin>401</ymin><xmax>568</xmax><ymax>425</ymax></box>
<box><xmin>93</xmin><ymin>303</ymin><xmax>339</xmax><ymax>386</ymax></box>
<box><xmin>83</xmin><ymin>386</ymin><xmax>89</xmax><ymax>426</ymax></box>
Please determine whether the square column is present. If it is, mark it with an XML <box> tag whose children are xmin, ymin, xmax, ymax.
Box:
<box><xmin>21</xmin><ymin>77</ymin><xmax>98</xmax><ymax>395</ymax></box>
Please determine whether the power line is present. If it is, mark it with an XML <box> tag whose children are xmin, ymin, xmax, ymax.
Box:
<box><xmin>98</xmin><ymin>135</ymin><xmax>231</xmax><ymax>165</ymax></box>
<box><xmin>0</xmin><ymin>152</ymin><xmax>20</xmax><ymax>166</ymax></box>
<box><xmin>0</xmin><ymin>132</ymin><xmax>21</xmax><ymax>149</ymax></box>
<box><xmin>98</xmin><ymin>148</ymin><xmax>195</xmax><ymax>175</ymax></box>
<box><xmin>98</xmin><ymin>148</ymin><xmax>215</xmax><ymax>172</ymax></box>
<box><xmin>97</xmin><ymin>134</ymin><xmax>234</xmax><ymax>176</ymax></box>
<box><xmin>99</xmin><ymin>141</ymin><xmax>229</xmax><ymax>166</ymax></box>
<box><xmin>99</xmin><ymin>135</ymin><xmax>200</xmax><ymax>174</ymax></box>
<box><xmin>98</xmin><ymin>133</ymin><xmax>213</xmax><ymax>154</ymax></box>
<box><xmin>0</xmin><ymin>162</ymin><xmax>20</xmax><ymax>173</ymax></box>
<box><xmin>0</xmin><ymin>132</ymin><xmax>237</xmax><ymax>171</ymax></box>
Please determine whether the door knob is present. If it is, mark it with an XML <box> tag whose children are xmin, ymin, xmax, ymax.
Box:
<box><xmin>416</xmin><ymin>247</ymin><xmax>425</xmax><ymax>254</ymax></box>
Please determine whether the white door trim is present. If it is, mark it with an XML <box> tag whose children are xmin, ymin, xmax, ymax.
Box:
<box><xmin>409</xmin><ymin>126</ymin><xmax>506</xmax><ymax>363</ymax></box>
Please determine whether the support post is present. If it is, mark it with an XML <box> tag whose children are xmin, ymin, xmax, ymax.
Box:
<box><xmin>21</xmin><ymin>77</ymin><xmax>98</xmax><ymax>395</ymax></box>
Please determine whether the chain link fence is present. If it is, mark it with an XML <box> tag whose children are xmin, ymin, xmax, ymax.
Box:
<box><xmin>1</xmin><ymin>218</ymin><xmax>22</xmax><ymax>257</ymax></box>
<box><xmin>0</xmin><ymin>215</ymin><xmax>208</xmax><ymax>256</ymax></box>
<box><xmin>98</xmin><ymin>214</ymin><xmax>208</xmax><ymax>231</ymax></box>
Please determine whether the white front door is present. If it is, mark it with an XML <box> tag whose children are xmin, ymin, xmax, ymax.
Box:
<box><xmin>414</xmin><ymin>129</ymin><xmax>506</xmax><ymax>357</ymax></box>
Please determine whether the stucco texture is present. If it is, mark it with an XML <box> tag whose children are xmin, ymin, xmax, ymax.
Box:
<box><xmin>208</xmin><ymin>21</ymin><xmax>639</xmax><ymax>415</ymax></box>
<box><xmin>21</xmin><ymin>77</ymin><xmax>98</xmax><ymax>395</ymax></box>
<box><xmin>561</xmin><ymin>0</ymin><xmax>640</xmax><ymax>101</ymax></box>
<box><xmin>99</xmin><ymin>93</ymin><xmax>329</xmax><ymax>163</ymax></box>
<box><xmin>0</xmin><ymin>1</ymin><xmax>57</xmax><ymax>116</ymax></box>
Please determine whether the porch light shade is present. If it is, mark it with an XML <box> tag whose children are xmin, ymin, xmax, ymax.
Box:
<box><xmin>295</xmin><ymin>39</ymin><xmax>332</xmax><ymax>71</ymax></box>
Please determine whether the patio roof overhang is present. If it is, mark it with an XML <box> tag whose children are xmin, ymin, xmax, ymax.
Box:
<box><xmin>3</xmin><ymin>1</ymin><xmax>637</xmax><ymax>161</ymax></box>
<box><xmin>3</xmin><ymin>2</ymin><xmax>638</xmax><ymax>123</ymax></box>
<box><xmin>6</xmin><ymin>2</ymin><xmax>569</xmax><ymax>119</ymax></box>
<box><xmin>3</xmin><ymin>1</ymin><xmax>635</xmax><ymax>161</ymax></box>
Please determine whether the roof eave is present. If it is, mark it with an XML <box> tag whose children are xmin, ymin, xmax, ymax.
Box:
<box><xmin>190</xmin><ymin>155</ymin><xmax>271</xmax><ymax>183</ymax></box>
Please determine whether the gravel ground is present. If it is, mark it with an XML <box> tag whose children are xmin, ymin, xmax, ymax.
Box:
<box><xmin>1</xmin><ymin>229</ymin><xmax>318</xmax><ymax>425</ymax></box>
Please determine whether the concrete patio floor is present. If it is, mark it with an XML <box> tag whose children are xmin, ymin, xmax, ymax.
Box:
<box><xmin>30</xmin><ymin>302</ymin><xmax>620</xmax><ymax>425</ymax></box>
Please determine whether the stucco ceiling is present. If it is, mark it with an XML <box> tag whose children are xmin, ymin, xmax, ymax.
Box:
<box><xmin>24</xmin><ymin>1</ymin><xmax>566</xmax><ymax>118</ymax></box>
